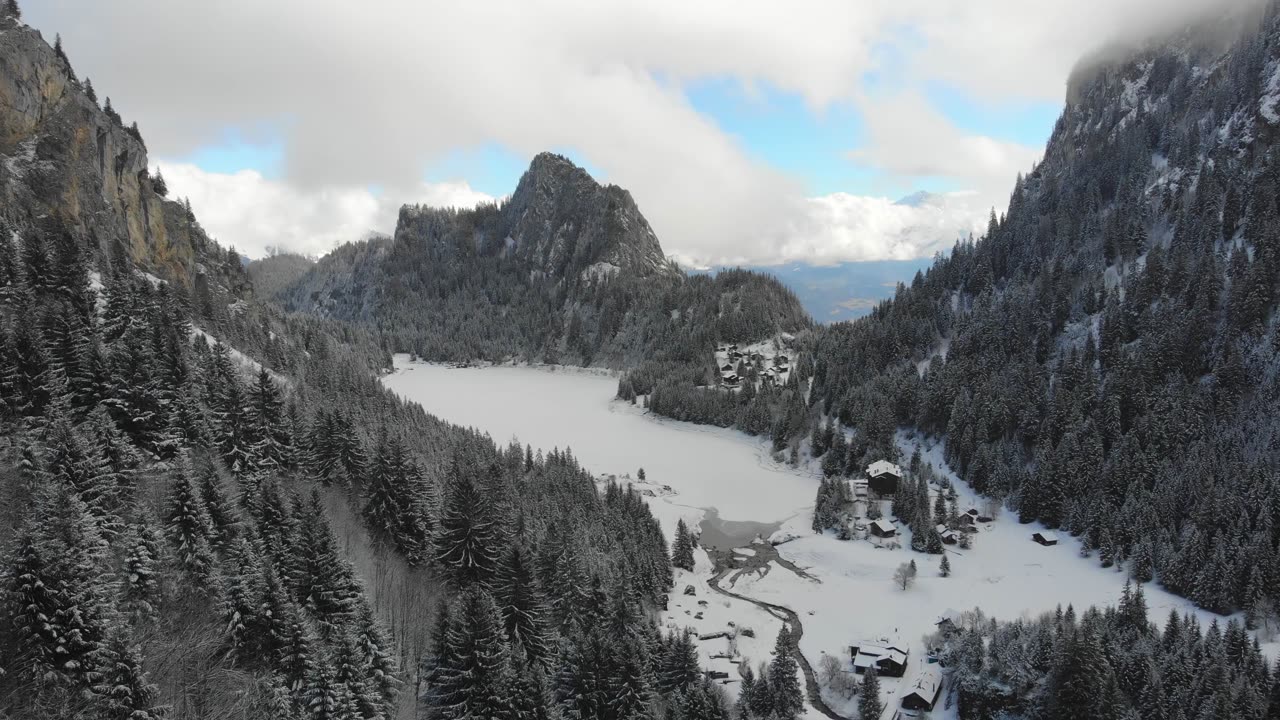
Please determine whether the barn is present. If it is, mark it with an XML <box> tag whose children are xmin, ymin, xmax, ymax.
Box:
<box><xmin>849</xmin><ymin>641</ymin><xmax>909</xmax><ymax>677</ymax></box>
<box><xmin>866</xmin><ymin>460</ymin><xmax>903</xmax><ymax>495</ymax></box>
<box><xmin>935</xmin><ymin>524</ymin><xmax>958</xmax><ymax>544</ymax></box>
<box><xmin>1032</xmin><ymin>531</ymin><xmax>1059</xmax><ymax>546</ymax></box>
<box><xmin>900</xmin><ymin>664</ymin><xmax>944</xmax><ymax>711</ymax></box>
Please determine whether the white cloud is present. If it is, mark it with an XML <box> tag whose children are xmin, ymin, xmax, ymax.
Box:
<box><xmin>28</xmin><ymin>0</ymin><xmax>1256</xmax><ymax>265</ymax></box>
<box><xmin>157</xmin><ymin>163</ymin><xmax>493</xmax><ymax>258</ymax></box>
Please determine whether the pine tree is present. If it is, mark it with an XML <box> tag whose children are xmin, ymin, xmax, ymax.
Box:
<box><xmin>164</xmin><ymin>459</ymin><xmax>216</xmax><ymax>587</ymax></box>
<box><xmin>45</xmin><ymin>418</ymin><xmax>124</xmax><ymax>540</ymax></box>
<box><xmin>430</xmin><ymin>587</ymin><xmax>512</xmax><ymax>720</ymax></box>
<box><xmin>672</xmin><ymin>518</ymin><xmax>696</xmax><ymax>571</ymax></box>
<box><xmin>768</xmin><ymin>627</ymin><xmax>804</xmax><ymax>720</ymax></box>
<box><xmin>4</xmin><ymin>0</ymin><xmax>18</xmax><ymax>20</ymax></box>
<box><xmin>198</xmin><ymin>462</ymin><xmax>238</xmax><ymax>549</ymax></box>
<box><xmin>748</xmin><ymin>661</ymin><xmax>773</xmax><ymax>717</ymax></box>
<box><xmin>659</xmin><ymin>630</ymin><xmax>700</xmax><ymax>693</ymax></box>
<box><xmin>294</xmin><ymin>492</ymin><xmax>362</xmax><ymax>635</ymax></box>
<box><xmin>4</xmin><ymin>484</ymin><xmax>112</xmax><ymax>687</ymax></box>
<box><xmin>352</xmin><ymin>600</ymin><xmax>399</xmax><ymax>715</ymax></box>
<box><xmin>434</xmin><ymin>470</ymin><xmax>501</xmax><ymax>587</ymax></box>
<box><xmin>494</xmin><ymin>545</ymin><xmax>551</xmax><ymax>666</ymax></box>
<box><xmin>940</xmin><ymin>553</ymin><xmax>951</xmax><ymax>577</ymax></box>
<box><xmin>120</xmin><ymin>516</ymin><xmax>163</xmax><ymax>621</ymax></box>
<box><xmin>93</xmin><ymin>632</ymin><xmax>164</xmax><ymax>720</ymax></box>
<box><xmin>858</xmin><ymin>665</ymin><xmax>883</xmax><ymax>720</ymax></box>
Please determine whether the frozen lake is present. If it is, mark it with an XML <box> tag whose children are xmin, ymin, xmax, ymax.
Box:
<box><xmin>381</xmin><ymin>356</ymin><xmax>1263</xmax><ymax>718</ymax></box>
<box><xmin>381</xmin><ymin>357</ymin><xmax>816</xmax><ymax>530</ymax></box>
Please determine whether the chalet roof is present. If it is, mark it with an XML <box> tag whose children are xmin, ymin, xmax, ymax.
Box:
<box><xmin>936</xmin><ymin>609</ymin><xmax>963</xmax><ymax>626</ymax></box>
<box><xmin>904</xmin><ymin>664</ymin><xmax>943</xmax><ymax>702</ymax></box>
<box><xmin>867</xmin><ymin>460</ymin><xmax>903</xmax><ymax>478</ymax></box>
<box><xmin>871</xmin><ymin>519</ymin><xmax>896</xmax><ymax>535</ymax></box>
<box><xmin>1033</xmin><ymin>530</ymin><xmax>1058</xmax><ymax>542</ymax></box>
<box><xmin>850</xmin><ymin>642</ymin><xmax>908</xmax><ymax>668</ymax></box>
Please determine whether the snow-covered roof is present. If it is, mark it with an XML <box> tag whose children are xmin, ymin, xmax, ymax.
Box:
<box><xmin>1033</xmin><ymin>531</ymin><xmax>1059</xmax><ymax>542</ymax></box>
<box><xmin>867</xmin><ymin>460</ymin><xmax>903</xmax><ymax>478</ymax></box>
<box><xmin>850</xmin><ymin>642</ymin><xmax>908</xmax><ymax>668</ymax></box>
<box><xmin>936</xmin><ymin>609</ymin><xmax>963</xmax><ymax>626</ymax></box>
<box><xmin>904</xmin><ymin>664</ymin><xmax>943</xmax><ymax>701</ymax></box>
<box><xmin>871</xmin><ymin>519</ymin><xmax>896</xmax><ymax>534</ymax></box>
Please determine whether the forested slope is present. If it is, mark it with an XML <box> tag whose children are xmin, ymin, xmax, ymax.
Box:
<box><xmin>0</xmin><ymin>9</ymin><xmax>732</xmax><ymax>720</ymax></box>
<box><xmin>807</xmin><ymin>1</ymin><xmax>1280</xmax><ymax>621</ymax></box>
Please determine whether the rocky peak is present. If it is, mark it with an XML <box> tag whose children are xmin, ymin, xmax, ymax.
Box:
<box><xmin>500</xmin><ymin>152</ymin><xmax>671</xmax><ymax>280</ymax></box>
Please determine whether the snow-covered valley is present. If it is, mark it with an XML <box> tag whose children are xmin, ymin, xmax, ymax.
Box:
<box><xmin>382</xmin><ymin>357</ymin><xmax>1259</xmax><ymax>719</ymax></box>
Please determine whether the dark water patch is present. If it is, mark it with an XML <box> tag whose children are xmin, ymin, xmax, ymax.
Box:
<box><xmin>698</xmin><ymin>507</ymin><xmax>780</xmax><ymax>550</ymax></box>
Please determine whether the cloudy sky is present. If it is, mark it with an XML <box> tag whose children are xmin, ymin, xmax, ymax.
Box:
<box><xmin>27</xmin><ymin>0</ymin><xmax>1236</xmax><ymax>266</ymax></box>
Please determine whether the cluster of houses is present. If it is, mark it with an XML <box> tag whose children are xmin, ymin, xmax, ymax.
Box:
<box><xmin>847</xmin><ymin>639</ymin><xmax>945</xmax><ymax>716</ymax></box>
<box><xmin>715</xmin><ymin>343</ymin><xmax>791</xmax><ymax>389</ymax></box>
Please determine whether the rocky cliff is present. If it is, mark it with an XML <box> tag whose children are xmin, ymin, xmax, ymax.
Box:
<box><xmin>0</xmin><ymin>14</ymin><xmax>230</xmax><ymax>296</ymax></box>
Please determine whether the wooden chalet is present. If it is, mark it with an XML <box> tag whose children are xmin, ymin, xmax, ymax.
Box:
<box><xmin>900</xmin><ymin>664</ymin><xmax>944</xmax><ymax>711</ymax></box>
<box><xmin>849</xmin><ymin>641</ymin><xmax>909</xmax><ymax>677</ymax></box>
<box><xmin>869</xmin><ymin>519</ymin><xmax>897</xmax><ymax>538</ymax></box>
<box><xmin>866</xmin><ymin>460</ymin><xmax>903</xmax><ymax>495</ymax></box>
<box><xmin>1032</xmin><ymin>530</ymin><xmax>1059</xmax><ymax>546</ymax></box>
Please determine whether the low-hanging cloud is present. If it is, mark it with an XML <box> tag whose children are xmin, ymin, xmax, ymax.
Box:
<box><xmin>25</xmin><ymin>0</ymin><xmax>1252</xmax><ymax>265</ymax></box>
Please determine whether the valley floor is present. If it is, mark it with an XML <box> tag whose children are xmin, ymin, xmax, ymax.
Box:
<box><xmin>381</xmin><ymin>358</ymin><xmax>1271</xmax><ymax>719</ymax></box>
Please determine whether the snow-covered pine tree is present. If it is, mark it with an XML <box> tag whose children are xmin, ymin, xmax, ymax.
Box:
<box><xmin>199</xmin><ymin>462</ymin><xmax>239</xmax><ymax>549</ymax></box>
<box><xmin>4</xmin><ymin>483</ymin><xmax>112</xmax><ymax>688</ymax></box>
<box><xmin>93</xmin><ymin>631</ymin><xmax>163</xmax><ymax>720</ymax></box>
<box><xmin>494</xmin><ymin>545</ymin><xmax>551</xmax><ymax>666</ymax></box>
<box><xmin>671</xmin><ymin>518</ymin><xmax>695</xmax><ymax>571</ymax></box>
<box><xmin>430</xmin><ymin>587</ymin><xmax>512</xmax><ymax>720</ymax></box>
<box><xmin>120</xmin><ymin>516</ymin><xmax>163</xmax><ymax>621</ymax></box>
<box><xmin>434</xmin><ymin>469</ymin><xmax>501</xmax><ymax>587</ymax></box>
<box><xmin>163</xmin><ymin>457</ymin><xmax>217</xmax><ymax>587</ymax></box>
<box><xmin>768</xmin><ymin>627</ymin><xmax>803</xmax><ymax>720</ymax></box>
<box><xmin>294</xmin><ymin>491</ymin><xmax>362</xmax><ymax>635</ymax></box>
<box><xmin>858</xmin><ymin>665</ymin><xmax>883</xmax><ymax>719</ymax></box>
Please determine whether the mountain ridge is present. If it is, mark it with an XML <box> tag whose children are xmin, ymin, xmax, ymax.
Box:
<box><xmin>280</xmin><ymin>152</ymin><xmax>812</xmax><ymax>366</ymax></box>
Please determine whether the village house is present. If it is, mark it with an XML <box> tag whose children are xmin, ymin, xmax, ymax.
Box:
<box><xmin>935</xmin><ymin>524</ymin><xmax>958</xmax><ymax>544</ymax></box>
<box><xmin>1032</xmin><ymin>530</ymin><xmax>1059</xmax><ymax>546</ymax></box>
<box><xmin>720</xmin><ymin>363</ymin><xmax>734</xmax><ymax>371</ymax></box>
<box><xmin>900</xmin><ymin>663</ymin><xmax>944</xmax><ymax>711</ymax></box>
<box><xmin>850</xmin><ymin>479</ymin><xmax>869</xmax><ymax>498</ymax></box>
<box><xmin>869</xmin><ymin>518</ymin><xmax>897</xmax><ymax>538</ymax></box>
<box><xmin>866</xmin><ymin>460</ymin><xmax>903</xmax><ymax>495</ymax></box>
<box><xmin>849</xmin><ymin>641</ymin><xmax>909</xmax><ymax>677</ymax></box>
<box><xmin>721</xmin><ymin>373</ymin><xmax>740</xmax><ymax>388</ymax></box>
<box><xmin>935</xmin><ymin>609</ymin><xmax>963</xmax><ymax>637</ymax></box>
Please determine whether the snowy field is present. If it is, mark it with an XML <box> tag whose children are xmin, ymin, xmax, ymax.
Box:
<box><xmin>382</xmin><ymin>358</ymin><xmax>1265</xmax><ymax>719</ymax></box>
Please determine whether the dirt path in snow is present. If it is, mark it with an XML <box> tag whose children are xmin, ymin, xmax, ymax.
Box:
<box><xmin>706</xmin><ymin>544</ymin><xmax>853</xmax><ymax>720</ymax></box>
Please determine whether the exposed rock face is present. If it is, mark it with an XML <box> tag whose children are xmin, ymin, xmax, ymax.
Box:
<box><xmin>0</xmin><ymin>15</ymin><xmax>217</xmax><ymax>290</ymax></box>
<box><xmin>499</xmin><ymin>152</ymin><xmax>669</xmax><ymax>279</ymax></box>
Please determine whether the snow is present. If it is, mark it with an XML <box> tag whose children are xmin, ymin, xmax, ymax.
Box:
<box><xmin>190</xmin><ymin>328</ymin><xmax>291</xmax><ymax>387</ymax></box>
<box><xmin>383</xmin><ymin>357</ymin><xmax>815</xmax><ymax>525</ymax></box>
<box><xmin>1261</xmin><ymin>60</ymin><xmax>1280</xmax><ymax>124</ymax></box>
<box><xmin>581</xmin><ymin>261</ymin><xmax>621</xmax><ymax>282</ymax></box>
<box><xmin>379</xmin><ymin>360</ymin><xmax>1269</xmax><ymax>717</ymax></box>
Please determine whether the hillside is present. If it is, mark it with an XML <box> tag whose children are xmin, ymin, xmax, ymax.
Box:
<box><xmin>279</xmin><ymin>153</ymin><xmax>812</xmax><ymax>367</ymax></box>
<box><xmin>0</xmin><ymin>11</ymin><xmax>710</xmax><ymax>720</ymax></box>
<box><xmin>805</xmin><ymin>0</ymin><xmax>1280</xmax><ymax>622</ymax></box>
